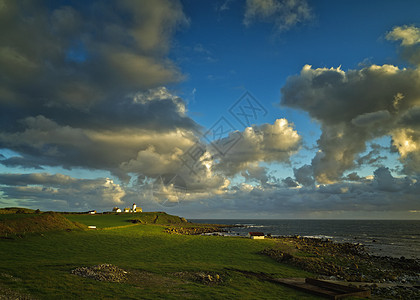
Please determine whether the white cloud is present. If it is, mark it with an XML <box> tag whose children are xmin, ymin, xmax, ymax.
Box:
<box><xmin>391</xmin><ymin>128</ymin><xmax>420</xmax><ymax>175</ymax></box>
<box><xmin>216</xmin><ymin>119</ymin><xmax>301</xmax><ymax>175</ymax></box>
<box><xmin>386</xmin><ymin>25</ymin><xmax>420</xmax><ymax>65</ymax></box>
<box><xmin>133</xmin><ymin>87</ymin><xmax>186</xmax><ymax>114</ymax></box>
<box><xmin>123</xmin><ymin>118</ymin><xmax>302</xmax><ymax>206</ymax></box>
<box><xmin>281</xmin><ymin>63</ymin><xmax>420</xmax><ymax>183</ymax></box>
<box><xmin>386</xmin><ymin>25</ymin><xmax>420</xmax><ymax>46</ymax></box>
<box><xmin>0</xmin><ymin>86</ymin><xmax>198</xmax><ymax>182</ymax></box>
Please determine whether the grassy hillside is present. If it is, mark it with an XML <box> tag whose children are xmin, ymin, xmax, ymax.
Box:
<box><xmin>0</xmin><ymin>213</ymin><xmax>323</xmax><ymax>299</ymax></box>
<box><xmin>65</xmin><ymin>212</ymin><xmax>188</xmax><ymax>229</ymax></box>
<box><xmin>0</xmin><ymin>212</ymin><xmax>85</xmax><ymax>237</ymax></box>
<box><xmin>0</xmin><ymin>207</ymin><xmax>38</xmax><ymax>214</ymax></box>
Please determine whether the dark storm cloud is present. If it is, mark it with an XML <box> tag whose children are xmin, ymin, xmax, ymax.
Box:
<box><xmin>0</xmin><ymin>156</ymin><xmax>45</xmax><ymax>170</ymax></box>
<box><xmin>0</xmin><ymin>173</ymin><xmax>75</xmax><ymax>186</ymax></box>
<box><xmin>173</xmin><ymin>167</ymin><xmax>420</xmax><ymax>218</ymax></box>
<box><xmin>0</xmin><ymin>0</ymin><xmax>201</xmax><ymax>179</ymax></box>
<box><xmin>0</xmin><ymin>0</ymin><xmax>192</xmax><ymax>131</ymax></box>
<box><xmin>0</xmin><ymin>173</ymin><xmax>126</xmax><ymax>211</ymax></box>
<box><xmin>282</xmin><ymin>176</ymin><xmax>299</xmax><ymax>187</ymax></box>
<box><xmin>293</xmin><ymin>164</ymin><xmax>314</xmax><ymax>186</ymax></box>
<box><xmin>344</xmin><ymin>172</ymin><xmax>361</xmax><ymax>181</ymax></box>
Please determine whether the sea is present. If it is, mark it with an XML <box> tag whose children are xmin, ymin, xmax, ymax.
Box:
<box><xmin>190</xmin><ymin>219</ymin><xmax>420</xmax><ymax>259</ymax></box>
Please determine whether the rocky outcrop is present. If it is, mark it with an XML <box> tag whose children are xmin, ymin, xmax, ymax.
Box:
<box><xmin>262</xmin><ymin>236</ymin><xmax>420</xmax><ymax>283</ymax></box>
<box><xmin>71</xmin><ymin>264</ymin><xmax>128</xmax><ymax>282</ymax></box>
<box><xmin>165</xmin><ymin>226</ymin><xmax>227</xmax><ymax>235</ymax></box>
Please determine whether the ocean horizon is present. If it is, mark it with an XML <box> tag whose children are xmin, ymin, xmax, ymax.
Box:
<box><xmin>190</xmin><ymin>219</ymin><xmax>420</xmax><ymax>260</ymax></box>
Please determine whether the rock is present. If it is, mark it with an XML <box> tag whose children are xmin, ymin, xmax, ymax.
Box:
<box><xmin>261</xmin><ymin>236</ymin><xmax>420</xmax><ymax>286</ymax></box>
<box><xmin>174</xmin><ymin>271</ymin><xmax>223</xmax><ymax>285</ymax></box>
<box><xmin>71</xmin><ymin>264</ymin><xmax>128</xmax><ymax>282</ymax></box>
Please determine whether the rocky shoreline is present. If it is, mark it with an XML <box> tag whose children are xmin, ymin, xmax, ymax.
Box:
<box><xmin>163</xmin><ymin>224</ymin><xmax>420</xmax><ymax>298</ymax></box>
<box><xmin>262</xmin><ymin>236</ymin><xmax>420</xmax><ymax>299</ymax></box>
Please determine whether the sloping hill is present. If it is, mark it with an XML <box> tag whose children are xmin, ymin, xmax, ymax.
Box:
<box><xmin>129</xmin><ymin>212</ymin><xmax>188</xmax><ymax>224</ymax></box>
<box><xmin>0</xmin><ymin>212</ymin><xmax>86</xmax><ymax>236</ymax></box>
<box><xmin>0</xmin><ymin>207</ymin><xmax>38</xmax><ymax>214</ymax></box>
<box><xmin>65</xmin><ymin>212</ymin><xmax>188</xmax><ymax>229</ymax></box>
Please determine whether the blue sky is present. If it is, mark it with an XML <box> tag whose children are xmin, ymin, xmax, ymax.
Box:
<box><xmin>0</xmin><ymin>0</ymin><xmax>419</xmax><ymax>219</ymax></box>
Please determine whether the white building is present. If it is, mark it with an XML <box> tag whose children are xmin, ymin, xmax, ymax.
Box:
<box><xmin>131</xmin><ymin>203</ymin><xmax>142</xmax><ymax>213</ymax></box>
<box><xmin>248</xmin><ymin>232</ymin><xmax>264</xmax><ymax>239</ymax></box>
<box><xmin>112</xmin><ymin>207</ymin><xmax>121</xmax><ymax>213</ymax></box>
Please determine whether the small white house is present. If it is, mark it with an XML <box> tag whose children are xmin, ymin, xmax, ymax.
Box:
<box><xmin>123</xmin><ymin>208</ymin><xmax>130</xmax><ymax>213</ymax></box>
<box><xmin>112</xmin><ymin>207</ymin><xmax>122</xmax><ymax>213</ymax></box>
<box><xmin>248</xmin><ymin>232</ymin><xmax>265</xmax><ymax>239</ymax></box>
<box><xmin>88</xmin><ymin>210</ymin><xmax>96</xmax><ymax>215</ymax></box>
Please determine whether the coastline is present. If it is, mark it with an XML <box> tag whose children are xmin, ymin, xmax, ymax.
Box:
<box><xmin>171</xmin><ymin>220</ymin><xmax>420</xmax><ymax>299</ymax></box>
<box><xmin>260</xmin><ymin>235</ymin><xmax>420</xmax><ymax>299</ymax></box>
<box><xmin>1</xmin><ymin>211</ymin><xmax>419</xmax><ymax>299</ymax></box>
<box><xmin>168</xmin><ymin>222</ymin><xmax>420</xmax><ymax>284</ymax></box>
<box><xmin>190</xmin><ymin>219</ymin><xmax>420</xmax><ymax>259</ymax></box>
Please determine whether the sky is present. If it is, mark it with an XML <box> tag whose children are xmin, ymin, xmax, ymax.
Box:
<box><xmin>0</xmin><ymin>0</ymin><xmax>419</xmax><ymax>219</ymax></box>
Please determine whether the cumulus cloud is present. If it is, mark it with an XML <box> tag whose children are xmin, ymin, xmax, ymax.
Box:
<box><xmin>344</xmin><ymin>172</ymin><xmax>361</xmax><ymax>181</ymax></box>
<box><xmin>0</xmin><ymin>0</ymin><xmax>197</xmax><ymax>186</ymax></box>
<box><xmin>0</xmin><ymin>0</ymin><xmax>187</xmax><ymax>114</ymax></box>
<box><xmin>118</xmin><ymin>118</ymin><xmax>301</xmax><ymax>207</ymax></box>
<box><xmin>241</xmin><ymin>165</ymin><xmax>270</xmax><ymax>185</ymax></box>
<box><xmin>386</xmin><ymin>25</ymin><xmax>420</xmax><ymax>46</ymax></box>
<box><xmin>386</xmin><ymin>25</ymin><xmax>420</xmax><ymax>65</ymax></box>
<box><xmin>244</xmin><ymin>0</ymin><xmax>313</xmax><ymax>31</ymax></box>
<box><xmin>293</xmin><ymin>164</ymin><xmax>314</xmax><ymax>186</ymax></box>
<box><xmin>282</xmin><ymin>176</ymin><xmax>299</xmax><ymax>187</ymax></box>
<box><xmin>134</xmin><ymin>118</ymin><xmax>301</xmax><ymax>206</ymax></box>
<box><xmin>215</xmin><ymin>119</ymin><xmax>301</xmax><ymax>175</ymax></box>
<box><xmin>0</xmin><ymin>173</ymin><xmax>126</xmax><ymax>211</ymax></box>
<box><xmin>168</xmin><ymin>166</ymin><xmax>420</xmax><ymax>218</ymax></box>
<box><xmin>0</xmin><ymin>113</ymin><xmax>198</xmax><ymax>181</ymax></box>
<box><xmin>1</xmin><ymin>2</ymin><xmax>418</xmax><ymax>218</ymax></box>
<box><xmin>351</xmin><ymin>110</ymin><xmax>391</xmax><ymax>127</ymax></box>
<box><xmin>281</xmin><ymin>62</ymin><xmax>420</xmax><ymax>183</ymax></box>
<box><xmin>373</xmin><ymin>167</ymin><xmax>405</xmax><ymax>192</ymax></box>
<box><xmin>279</xmin><ymin>25</ymin><xmax>420</xmax><ymax>184</ymax></box>
<box><xmin>391</xmin><ymin>128</ymin><xmax>420</xmax><ymax>175</ymax></box>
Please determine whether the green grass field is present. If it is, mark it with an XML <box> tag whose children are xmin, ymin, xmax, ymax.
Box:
<box><xmin>0</xmin><ymin>212</ymin><xmax>324</xmax><ymax>299</ymax></box>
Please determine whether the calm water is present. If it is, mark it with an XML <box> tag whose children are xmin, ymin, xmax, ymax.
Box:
<box><xmin>190</xmin><ymin>219</ymin><xmax>420</xmax><ymax>259</ymax></box>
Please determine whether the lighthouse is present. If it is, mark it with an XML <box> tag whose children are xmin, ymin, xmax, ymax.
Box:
<box><xmin>132</xmin><ymin>203</ymin><xmax>137</xmax><ymax>212</ymax></box>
